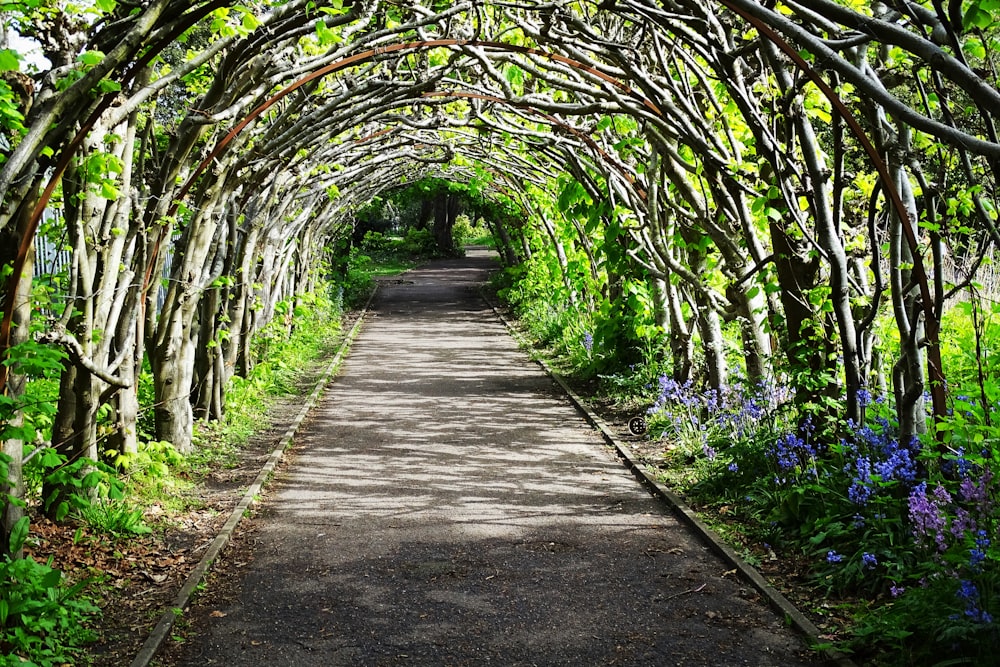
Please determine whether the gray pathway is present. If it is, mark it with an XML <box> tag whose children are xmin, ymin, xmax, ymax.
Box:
<box><xmin>174</xmin><ymin>251</ymin><xmax>819</xmax><ymax>666</ymax></box>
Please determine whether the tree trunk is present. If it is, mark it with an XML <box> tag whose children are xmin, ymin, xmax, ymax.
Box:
<box><xmin>152</xmin><ymin>176</ymin><xmax>227</xmax><ymax>453</ymax></box>
<box><xmin>0</xmin><ymin>193</ymin><xmax>36</xmax><ymax>559</ymax></box>
<box><xmin>769</xmin><ymin>218</ymin><xmax>834</xmax><ymax>414</ymax></box>
<box><xmin>889</xmin><ymin>150</ymin><xmax>927</xmax><ymax>442</ymax></box>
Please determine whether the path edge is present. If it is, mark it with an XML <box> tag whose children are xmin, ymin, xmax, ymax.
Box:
<box><xmin>486</xmin><ymin>297</ymin><xmax>855</xmax><ymax>667</ymax></box>
<box><xmin>129</xmin><ymin>290</ymin><xmax>377</xmax><ymax>667</ymax></box>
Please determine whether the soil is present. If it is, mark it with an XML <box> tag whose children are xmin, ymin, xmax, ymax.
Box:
<box><xmin>33</xmin><ymin>253</ymin><xmax>834</xmax><ymax>665</ymax></box>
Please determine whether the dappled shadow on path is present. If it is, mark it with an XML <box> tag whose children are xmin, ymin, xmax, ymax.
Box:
<box><xmin>173</xmin><ymin>251</ymin><xmax>820</xmax><ymax>666</ymax></box>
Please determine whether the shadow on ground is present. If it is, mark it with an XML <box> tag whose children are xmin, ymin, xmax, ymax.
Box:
<box><xmin>165</xmin><ymin>251</ymin><xmax>822</xmax><ymax>666</ymax></box>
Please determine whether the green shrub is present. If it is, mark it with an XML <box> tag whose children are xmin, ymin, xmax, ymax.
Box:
<box><xmin>401</xmin><ymin>227</ymin><xmax>436</xmax><ymax>256</ymax></box>
<box><xmin>0</xmin><ymin>519</ymin><xmax>99</xmax><ymax>667</ymax></box>
<box><xmin>359</xmin><ymin>230</ymin><xmax>392</xmax><ymax>255</ymax></box>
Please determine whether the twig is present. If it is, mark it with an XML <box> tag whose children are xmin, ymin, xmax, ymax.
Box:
<box><xmin>664</xmin><ymin>583</ymin><xmax>707</xmax><ymax>600</ymax></box>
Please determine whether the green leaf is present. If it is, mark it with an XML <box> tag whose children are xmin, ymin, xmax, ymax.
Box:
<box><xmin>41</xmin><ymin>567</ymin><xmax>62</xmax><ymax>590</ymax></box>
<box><xmin>314</xmin><ymin>19</ymin><xmax>340</xmax><ymax>45</ymax></box>
<box><xmin>241</xmin><ymin>11</ymin><xmax>261</xmax><ymax>31</ymax></box>
<box><xmin>95</xmin><ymin>0</ymin><xmax>116</xmax><ymax>11</ymax></box>
<box><xmin>8</xmin><ymin>515</ymin><xmax>29</xmax><ymax>554</ymax></box>
<box><xmin>96</xmin><ymin>78</ymin><xmax>122</xmax><ymax>94</ymax></box>
<box><xmin>0</xmin><ymin>49</ymin><xmax>20</xmax><ymax>71</ymax></box>
<box><xmin>100</xmin><ymin>181</ymin><xmax>119</xmax><ymax>200</ymax></box>
<box><xmin>964</xmin><ymin>1</ymin><xmax>995</xmax><ymax>29</ymax></box>
<box><xmin>78</xmin><ymin>50</ymin><xmax>105</xmax><ymax>67</ymax></box>
<box><xmin>38</xmin><ymin>448</ymin><xmax>63</xmax><ymax>468</ymax></box>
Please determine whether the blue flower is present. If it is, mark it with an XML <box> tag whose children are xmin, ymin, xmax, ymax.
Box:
<box><xmin>826</xmin><ymin>550</ymin><xmax>843</xmax><ymax>563</ymax></box>
<box><xmin>969</xmin><ymin>530</ymin><xmax>991</xmax><ymax>571</ymax></box>
<box><xmin>856</xmin><ymin>388</ymin><xmax>872</xmax><ymax>408</ymax></box>
<box><xmin>956</xmin><ymin>580</ymin><xmax>993</xmax><ymax>624</ymax></box>
<box><xmin>862</xmin><ymin>552</ymin><xmax>878</xmax><ymax>569</ymax></box>
<box><xmin>849</xmin><ymin>456</ymin><xmax>874</xmax><ymax>505</ymax></box>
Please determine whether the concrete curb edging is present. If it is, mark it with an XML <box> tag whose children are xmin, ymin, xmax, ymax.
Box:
<box><xmin>487</xmin><ymin>299</ymin><xmax>854</xmax><ymax>667</ymax></box>
<box><xmin>129</xmin><ymin>291</ymin><xmax>377</xmax><ymax>667</ymax></box>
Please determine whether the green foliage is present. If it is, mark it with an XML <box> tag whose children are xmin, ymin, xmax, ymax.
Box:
<box><xmin>36</xmin><ymin>450</ymin><xmax>125</xmax><ymax>523</ymax></box>
<box><xmin>451</xmin><ymin>214</ymin><xmax>493</xmax><ymax>247</ymax></box>
<box><xmin>400</xmin><ymin>227</ymin><xmax>437</xmax><ymax>256</ymax></box>
<box><xmin>106</xmin><ymin>439</ymin><xmax>183</xmax><ymax>479</ymax></box>
<box><xmin>0</xmin><ymin>545</ymin><xmax>99</xmax><ymax>667</ymax></box>
<box><xmin>358</xmin><ymin>230</ymin><xmax>392</xmax><ymax>255</ymax></box>
<box><xmin>341</xmin><ymin>248</ymin><xmax>376</xmax><ymax>307</ymax></box>
<box><xmin>228</xmin><ymin>283</ymin><xmax>344</xmax><ymax>443</ymax></box>
<box><xmin>73</xmin><ymin>498</ymin><xmax>151</xmax><ymax>537</ymax></box>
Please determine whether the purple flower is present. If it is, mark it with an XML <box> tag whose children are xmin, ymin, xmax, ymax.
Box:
<box><xmin>890</xmin><ymin>584</ymin><xmax>905</xmax><ymax>598</ymax></box>
<box><xmin>862</xmin><ymin>552</ymin><xmax>878</xmax><ymax>569</ymax></box>
<box><xmin>728</xmin><ymin>462</ymin><xmax>739</xmax><ymax>472</ymax></box>
<box><xmin>959</xmin><ymin>469</ymin><xmax>994</xmax><ymax>514</ymax></box>
<box><xmin>951</xmin><ymin>507</ymin><xmax>978</xmax><ymax>540</ymax></box>
<box><xmin>827</xmin><ymin>550</ymin><xmax>843</xmax><ymax>563</ymax></box>
<box><xmin>909</xmin><ymin>482</ymin><xmax>951</xmax><ymax>552</ymax></box>
<box><xmin>582</xmin><ymin>332</ymin><xmax>593</xmax><ymax>352</ymax></box>
<box><xmin>768</xmin><ymin>433</ymin><xmax>815</xmax><ymax>472</ymax></box>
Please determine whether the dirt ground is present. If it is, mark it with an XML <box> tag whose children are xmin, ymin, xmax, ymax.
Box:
<box><xmin>132</xmin><ymin>251</ymin><xmax>827</xmax><ymax>667</ymax></box>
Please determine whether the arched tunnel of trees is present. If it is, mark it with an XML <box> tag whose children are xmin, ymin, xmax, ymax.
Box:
<box><xmin>3</xmin><ymin>0</ymin><xmax>1000</xmax><ymax>662</ymax></box>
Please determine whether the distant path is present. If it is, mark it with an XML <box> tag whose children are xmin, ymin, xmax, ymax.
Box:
<box><xmin>171</xmin><ymin>250</ymin><xmax>819</xmax><ymax>666</ymax></box>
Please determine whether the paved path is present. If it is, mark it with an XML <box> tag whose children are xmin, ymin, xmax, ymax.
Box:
<box><xmin>172</xmin><ymin>251</ymin><xmax>820</xmax><ymax>666</ymax></box>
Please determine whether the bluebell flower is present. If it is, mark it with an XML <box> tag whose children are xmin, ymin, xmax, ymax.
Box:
<box><xmin>856</xmin><ymin>388</ymin><xmax>872</xmax><ymax>408</ymax></box>
<box><xmin>956</xmin><ymin>580</ymin><xmax>993</xmax><ymax>624</ymax></box>
<box><xmin>909</xmin><ymin>482</ymin><xmax>951</xmax><ymax>552</ymax></box>
<box><xmin>862</xmin><ymin>552</ymin><xmax>878</xmax><ymax>569</ymax></box>
<box><xmin>849</xmin><ymin>456</ymin><xmax>874</xmax><ymax>505</ymax></box>
<box><xmin>827</xmin><ymin>550</ymin><xmax>843</xmax><ymax>563</ymax></box>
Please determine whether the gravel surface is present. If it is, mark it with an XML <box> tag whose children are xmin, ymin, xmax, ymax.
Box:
<box><xmin>163</xmin><ymin>250</ymin><xmax>824</xmax><ymax>666</ymax></box>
